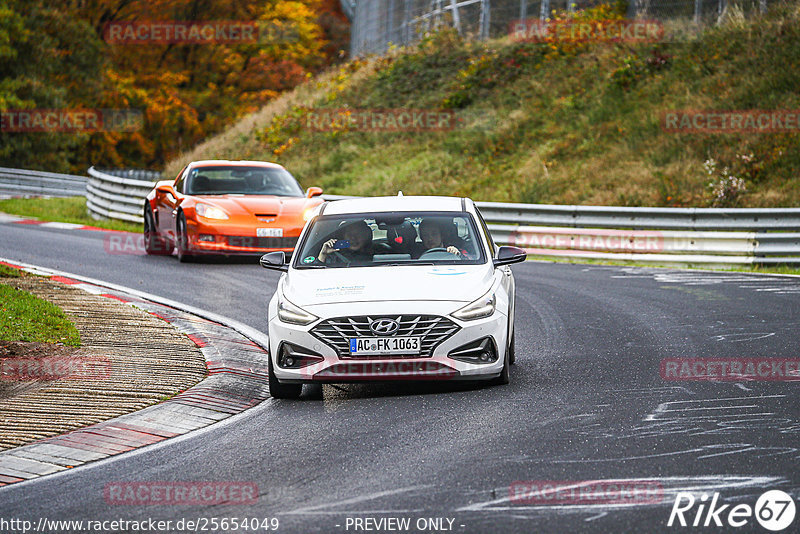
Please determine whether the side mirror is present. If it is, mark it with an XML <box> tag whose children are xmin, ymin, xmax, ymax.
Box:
<box><xmin>493</xmin><ymin>246</ymin><xmax>526</xmax><ymax>267</ymax></box>
<box><xmin>306</xmin><ymin>186</ymin><xmax>323</xmax><ymax>198</ymax></box>
<box><xmin>156</xmin><ymin>184</ymin><xmax>181</xmax><ymax>203</ymax></box>
<box><xmin>260</xmin><ymin>251</ymin><xmax>288</xmax><ymax>272</ymax></box>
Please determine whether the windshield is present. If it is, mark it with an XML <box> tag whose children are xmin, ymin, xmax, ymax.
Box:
<box><xmin>293</xmin><ymin>212</ymin><xmax>487</xmax><ymax>269</ymax></box>
<box><xmin>185</xmin><ymin>166</ymin><xmax>304</xmax><ymax>196</ymax></box>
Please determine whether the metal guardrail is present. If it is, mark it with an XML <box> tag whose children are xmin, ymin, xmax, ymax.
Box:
<box><xmin>1</xmin><ymin>167</ymin><xmax>798</xmax><ymax>264</ymax></box>
<box><xmin>298</xmin><ymin>196</ymin><xmax>800</xmax><ymax>265</ymax></box>
<box><xmin>477</xmin><ymin>202</ymin><xmax>800</xmax><ymax>265</ymax></box>
<box><xmin>0</xmin><ymin>167</ymin><xmax>87</xmax><ymax>197</ymax></box>
<box><xmin>86</xmin><ymin>167</ymin><xmax>160</xmax><ymax>224</ymax></box>
<box><xmin>349</xmin><ymin>0</ymin><xmax>775</xmax><ymax>56</ymax></box>
<box><xmin>476</xmin><ymin>202</ymin><xmax>800</xmax><ymax>231</ymax></box>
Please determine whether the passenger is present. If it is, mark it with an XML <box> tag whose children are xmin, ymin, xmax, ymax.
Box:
<box><xmin>417</xmin><ymin>219</ymin><xmax>461</xmax><ymax>257</ymax></box>
<box><xmin>318</xmin><ymin>220</ymin><xmax>374</xmax><ymax>263</ymax></box>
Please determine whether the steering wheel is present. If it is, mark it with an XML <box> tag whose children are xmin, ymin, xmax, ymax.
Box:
<box><xmin>327</xmin><ymin>250</ymin><xmax>351</xmax><ymax>264</ymax></box>
<box><xmin>419</xmin><ymin>247</ymin><xmax>461</xmax><ymax>259</ymax></box>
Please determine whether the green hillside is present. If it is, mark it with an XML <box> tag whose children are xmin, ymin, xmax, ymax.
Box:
<box><xmin>165</xmin><ymin>2</ymin><xmax>800</xmax><ymax>208</ymax></box>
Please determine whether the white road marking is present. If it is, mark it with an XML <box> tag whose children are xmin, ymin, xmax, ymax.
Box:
<box><xmin>457</xmin><ymin>476</ymin><xmax>783</xmax><ymax>512</ymax></box>
<box><xmin>38</xmin><ymin>222</ymin><xmax>85</xmax><ymax>230</ymax></box>
<box><xmin>711</xmin><ymin>332</ymin><xmax>776</xmax><ymax>342</ymax></box>
<box><xmin>0</xmin><ymin>213</ymin><xmax>24</xmax><ymax>223</ymax></box>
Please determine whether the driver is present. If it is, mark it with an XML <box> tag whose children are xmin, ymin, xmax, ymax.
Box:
<box><xmin>245</xmin><ymin>172</ymin><xmax>269</xmax><ymax>192</ymax></box>
<box><xmin>417</xmin><ymin>219</ymin><xmax>460</xmax><ymax>257</ymax></box>
<box><xmin>317</xmin><ymin>220</ymin><xmax>374</xmax><ymax>263</ymax></box>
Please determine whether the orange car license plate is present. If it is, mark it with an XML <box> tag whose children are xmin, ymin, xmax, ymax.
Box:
<box><xmin>257</xmin><ymin>228</ymin><xmax>283</xmax><ymax>237</ymax></box>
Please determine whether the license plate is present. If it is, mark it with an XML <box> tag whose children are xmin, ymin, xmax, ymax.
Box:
<box><xmin>349</xmin><ymin>337</ymin><xmax>421</xmax><ymax>356</ymax></box>
<box><xmin>257</xmin><ymin>228</ymin><xmax>283</xmax><ymax>237</ymax></box>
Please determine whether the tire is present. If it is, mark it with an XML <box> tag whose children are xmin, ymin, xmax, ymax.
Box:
<box><xmin>508</xmin><ymin>330</ymin><xmax>516</xmax><ymax>366</ymax></box>
<box><xmin>491</xmin><ymin>334</ymin><xmax>511</xmax><ymax>386</ymax></box>
<box><xmin>492</xmin><ymin>350</ymin><xmax>510</xmax><ymax>386</ymax></box>
<box><xmin>175</xmin><ymin>212</ymin><xmax>195</xmax><ymax>263</ymax></box>
<box><xmin>268</xmin><ymin>356</ymin><xmax>302</xmax><ymax>399</ymax></box>
<box><xmin>507</xmin><ymin>293</ymin><xmax>516</xmax><ymax>365</ymax></box>
<box><xmin>143</xmin><ymin>205</ymin><xmax>170</xmax><ymax>255</ymax></box>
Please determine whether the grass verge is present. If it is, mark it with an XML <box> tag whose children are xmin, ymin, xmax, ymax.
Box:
<box><xmin>0</xmin><ymin>280</ymin><xmax>81</xmax><ymax>346</ymax></box>
<box><xmin>0</xmin><ymin>264</ymin><xmax>22</xmax><ymax>277</ymax></box>
<box><xmin>0</xmin><ymin>197</ymin><xmax>142</xmax><ymax>233</ymax></box>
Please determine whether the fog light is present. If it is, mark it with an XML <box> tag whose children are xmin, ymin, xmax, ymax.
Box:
<box><xmin>278</xmin><ymin>342</ymin><xmax>323</xmax><ymax>369</ymax></box>
<box><xmin>198</xmin><ymin>234</ymin><xmax>215</xmax><ymax>242</ymax></box>
<box><xmin>448</xmin><ymin>337</ymin><xmax>498</xmax><ymax>364</ymax></box>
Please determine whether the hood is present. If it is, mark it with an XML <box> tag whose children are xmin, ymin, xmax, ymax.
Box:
<box><xmin>283</xmin><ymin>265</ymin><xmax>495</xmax><ymax>306</ymax></box>
<box><xmin>194</xmin><ymin>195</ymin><xmax>311</xmax><ymax>216</ymax></box>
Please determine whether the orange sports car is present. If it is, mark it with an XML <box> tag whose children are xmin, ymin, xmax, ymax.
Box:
<box><xmin>143</xmin><ymin>160</ymin><xmax>324</xmax><ymax>262</ymax></box>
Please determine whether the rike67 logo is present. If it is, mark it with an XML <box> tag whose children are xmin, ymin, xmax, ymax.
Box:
<box><xmin>668</xmin><ymin>490</ymin><xmax>796</xmax><ymax>531</ymax></box>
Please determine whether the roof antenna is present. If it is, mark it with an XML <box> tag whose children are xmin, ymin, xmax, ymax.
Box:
<box><xmin>397</xmin><ymin>191</ymin><xmax>403</xmax><ymax>197</ymax></box>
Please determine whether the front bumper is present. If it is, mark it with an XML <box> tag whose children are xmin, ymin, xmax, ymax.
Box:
<box><xmin>185</xmin><ymin>218</ymin><xmax>300</xmax><ymax>254</ymax></box>
<box><xmin>268</xmin><ymin>301</ymin><xmax>508</xmax><ymax>383</ymax></box>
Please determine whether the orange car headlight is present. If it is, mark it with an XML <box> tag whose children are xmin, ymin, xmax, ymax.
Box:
<box><xmin>195</xmin><ymin>203</ymin><xmax>229</xmax><ymax>220</ymax></box>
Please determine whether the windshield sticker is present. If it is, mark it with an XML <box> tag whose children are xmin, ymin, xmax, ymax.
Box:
<box><xmin>302</xmin><ymin>256</ymin><xmax>316</xmax><ymax>264</ymax></box>
<box><xmin>316</xmin><ymin>285</ymin><xmax>366</xmax><ymax>296</ymax></box>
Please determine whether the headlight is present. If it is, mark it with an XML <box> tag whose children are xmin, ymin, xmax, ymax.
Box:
<box><xmin>451</xmin><ymin>289</ymin><xmax>496</xmax><ymax>321</ymax></box>
<box><xmin>303</xmin><ymin>207</ymin><xmax>317</xmax><ymax>221</ymax></box>
<box><xmin>195</xmin><ymin>203</ymin><xmax>229</xmax><ymax>220</ymax></box>
<box><xmin>278</xmin><ymin>295</ymin><xmax>318</xmax><ymax>325</ymax></box>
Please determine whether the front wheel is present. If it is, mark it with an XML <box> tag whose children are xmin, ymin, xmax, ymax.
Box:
<box><xmin>143</xmin><ymin>205</ymin><xmax>170</xmax><ymax>255</ymax></box>
<box><xmin>268</xmin><ymin>356</ymin><xmax>302</xmax><ymax>399</ymax></box>
<box><xmin>508</xmin><ymin>330</ymin><xmax>516</xmax><ymax>366</ymax></box>
<box><xmin>175</xmin><ymin>213</ymin><xmax>195</xmax><ymax>263</ymax></box>
<box><xmin>492</xmin><ymin>344</ymin><xmax>510</xmax><ymax>386</ymax></box>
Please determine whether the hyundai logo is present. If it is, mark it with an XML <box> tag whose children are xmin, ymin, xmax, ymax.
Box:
<box><xmin>369</xmin><ymin>318</ymin><xmax>399</xmax><ymax>336</ymax></box>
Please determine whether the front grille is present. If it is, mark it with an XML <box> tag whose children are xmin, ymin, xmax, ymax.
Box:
<box><xmin>311</xmin><ymin>315</ymin><xmax>460</xmax><ymax>359</ymax></box>
<box><xmin>227</xmin><ymin>236</ymin><xmax>298</xmax><ymax>249</ymax></box>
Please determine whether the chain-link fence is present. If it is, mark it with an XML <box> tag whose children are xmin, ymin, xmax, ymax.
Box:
<box><xmin>350</xmin><ymin>0</ymin><xmax>774</xmax><ymax>55</ymax></box>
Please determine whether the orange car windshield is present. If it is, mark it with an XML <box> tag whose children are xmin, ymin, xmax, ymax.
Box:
<box><xmin>185</xmin><ymin>166</ymin><xmax>304</xmax><ymax>197</ymax></box>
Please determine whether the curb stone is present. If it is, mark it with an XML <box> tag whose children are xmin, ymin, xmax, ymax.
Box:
<box><xmin>0</xmin><ymin>211</ymin><xmax>132</xmax><ymax>232</ymax></box>
<box><xmin>0</xmin><ymin>259</ymin><xmax>272</xmax><ymax>488</ymax></box>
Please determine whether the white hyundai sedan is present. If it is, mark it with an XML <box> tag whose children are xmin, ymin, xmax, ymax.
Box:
<box><xmin>259</xmin><ymin>195</ymin><xmax>526</xmax><ymax>398</ymax></box>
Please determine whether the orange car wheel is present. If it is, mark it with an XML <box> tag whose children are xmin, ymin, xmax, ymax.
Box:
<box><xmin>144</xmin><ymin>205</ymin><xmax>170</xmax><ymax>255</ymax></box>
